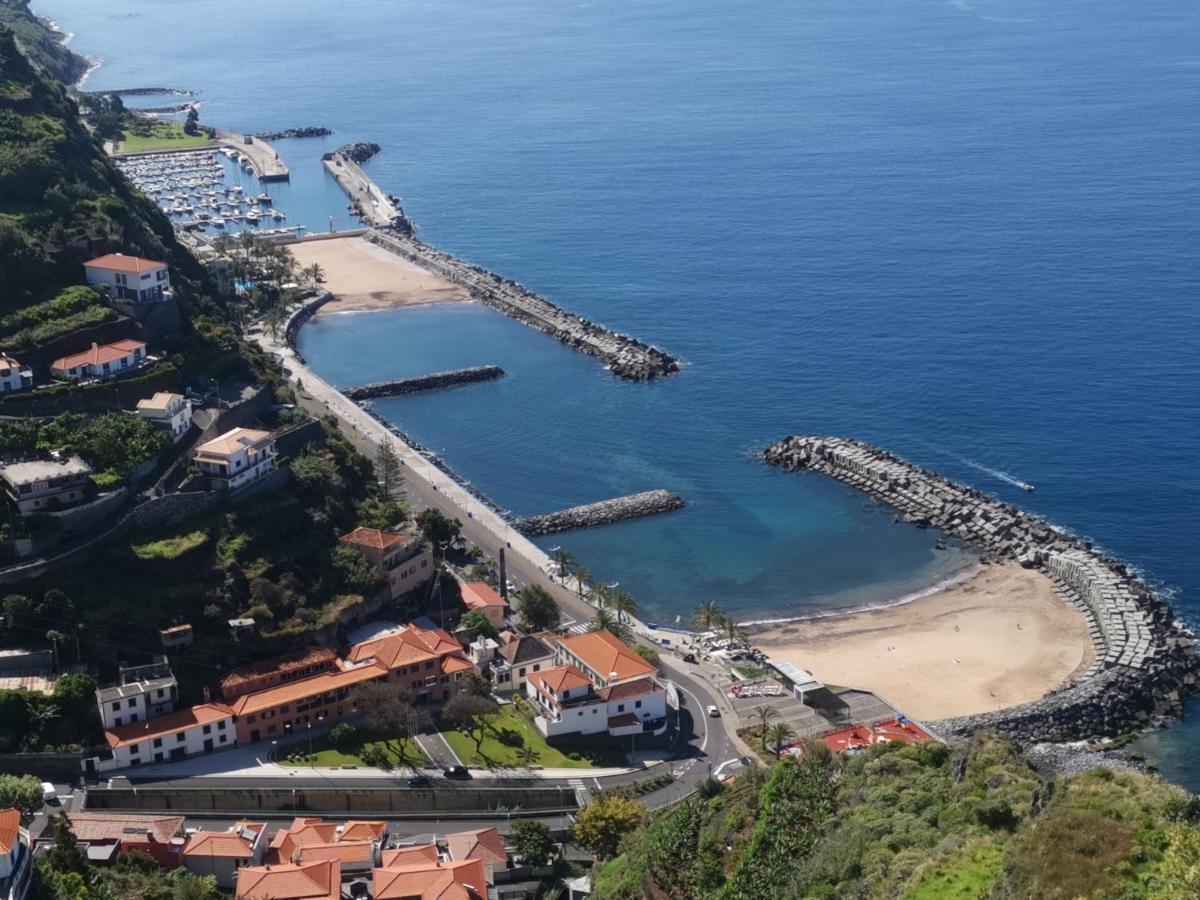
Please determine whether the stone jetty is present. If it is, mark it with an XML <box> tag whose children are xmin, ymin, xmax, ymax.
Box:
<box><xmin>254</xmin><ymin>126</ymin><xmax>333</xmax><ymax>140</ymax></box>
<box><xmin>368</xmin><ymin>230</ymin><xmax>680</xmax><ymax>381</ymax></box>
<box><xmin>514</xmin><ymin>489</ymin><xmax>685</xmax><ymax>536</ymax></box>
<box><xmin>763</xmin><ymin>436</ymin><xmax>1199</xmax><ymax>743</ymax></box>
<box><xmin>344</xmin><ymin>366</ymin><xmax>505</xmax><ymax>400</ymax></box>
<box><xmin>322</xmin><ymin>151</ymin><xmax>412</xmax><ymax>233</ymax></box>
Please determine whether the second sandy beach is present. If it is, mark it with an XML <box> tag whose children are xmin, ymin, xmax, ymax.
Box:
<box><xmin>752</xmin><ymin>562</ymin><xmax>1095</xmax><ymax>722</ymax></box>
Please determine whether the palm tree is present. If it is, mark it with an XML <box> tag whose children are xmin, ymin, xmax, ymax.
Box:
<box><xmin>720</xmin><ymin>616</ymin><xmax>748</xmax><ymax>644</ymax></box>
<box><xmin>611</xmin><ymin>590</ymin><xmax>638</xmax><ymax>624</ymax></box>
<box><xmin>592</xmin><ymin>582</ymin><xmax>612</xmax><ymax>609</ymax></box>
<box><xmin>573</xmin><ymin>565</ymin><xmax>592</xmax><ymax>602</ymax></box>
<box><xmin>305</xmin><ymin>262</ymin><xmax>325</xmax><ymax>284</ymax></box>
<box><xmin>766</xmin><ymin>721</ymin><xmax>795</xmax><ymax>755</ymax></box>
<box><xmin>263</xmin><ymin>305</ymin><xmax>284</xmax><ymax>341</ymax></box>
<box><xmin>590</xmin><ymin>609</ymin><xmax>631</xmax><ymax>644</ymax></box>
<box><xmin>25</xmin><ymin>698</ymin><xmax>60</xmax><ymax>751</ymax></box>
<box><xmin>552</xmin><ymin>548</ymin><xmax>575</xmax><ymax>580</ymax></box>
<box><xmin>691</xmin><ymin>600</ymin><xmax>725</xmax><ymax>633</ymax></box>
<box><xmin>751</xmin><ymin>705</ymin><xmax>779</xmax><ymax>747</ymax></box>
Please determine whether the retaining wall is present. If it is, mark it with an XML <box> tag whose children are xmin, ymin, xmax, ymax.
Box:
<box><xmin>85</xmin><ymin>785</ymin><xmax>575</xmax><ymax>815</ymax></box>
<box><xmin>762</xmin><ymin>435</ymin><xmax>1199</xmax><ymax>743</ymax></box>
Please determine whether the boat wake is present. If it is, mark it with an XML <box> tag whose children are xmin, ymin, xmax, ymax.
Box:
<box><xmin>959</xmin><ymin>458</ymin><xmax>1035</xmax><ymax>492</ymax></box>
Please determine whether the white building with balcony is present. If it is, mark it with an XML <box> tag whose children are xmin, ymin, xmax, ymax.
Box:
<box><xmin>50</xmin><ymin>340</ymin><xmax>147</xmax><ymax>381</ymax></box>
<box><xmin>194</xmin><ymin>427</ymin><xmax>276</xmax><ymax>491</ymax></box>
<box><xmin>0</xmin><ymin>458</ymin><xmax>92</xmax><ymax>515</ymax></box>
<box><xmin>84</xmin><ymin>254</ymin><xmax>171</xmax><ymax>303</ymax></box>
<box><xmin>135</xmin><ymin>392</ymin><xmax>193</xmax><ymax>441</ymax></box>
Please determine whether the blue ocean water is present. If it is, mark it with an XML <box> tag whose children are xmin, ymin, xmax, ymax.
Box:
<box><xmin>43</xmin><ymin>0</ymin><xmax>1200</xmax><ymax>782</ymax></box>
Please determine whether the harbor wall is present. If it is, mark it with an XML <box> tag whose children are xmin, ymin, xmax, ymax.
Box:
<box><xmin>762</xmin><ymin>435</ymin><xmax>1199</xmax><ymax>743</ymax></box>
<box><xmin>515</xmin><ymin>489</ymin><xmax>686</xmax><ymax>537</ymax></box>
<box><xmin>344</xmin><ymin>366</ymin><xmax>505</xmax><ymax>400</ymax></box>
<box><xmin>367</xmin><ymin>229</ymin><xmax>680</xmax><ymax>381</ymax></box>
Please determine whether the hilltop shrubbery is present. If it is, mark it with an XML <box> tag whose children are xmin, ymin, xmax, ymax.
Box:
<box><xmin>593</xmin><ymin>734</ymin><xmax>1200</xmax><ymax>899</ymax></box>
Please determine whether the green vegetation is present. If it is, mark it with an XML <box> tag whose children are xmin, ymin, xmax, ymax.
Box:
<box><xmin>592</xmin><ymin>734</ymin><xmax>1200</xmax><ymax>899</ymax></box>
<box><xmin>116</xmin><ymin>120</ymin><xmax>210</xmax><ymax>153</ymax></box>
<box><xmin>438</xmin><ymin>702</ymin><xmax>624</xmax><ymax>769</ymax></box>
<box><xmin>0</xmin><ymin>284</ymin><xmax>116</xmax><ymax>349</ymax></box>
<box><xmin>0</xmin><ymin>0</ymin><xmax>88</xmax><ymax>84</ymax></box>
<box><xmin>130</xmin><ymin>528</ymin><xmax>209</xmax><ymax>560</ymax></box>
<box><xmin>0</xmin><ymin>772</ymin><xmax>42</xmax><ymax>819</ymax></box>
<box><xmin>0</xmin><ymin>410</ymin><xmax>167</xmax><ymax>482</ymax></box>
<box><xmin>279</xmin><ymin>728</ymin><xmax>429</xmax><ymax>770</ymax></box>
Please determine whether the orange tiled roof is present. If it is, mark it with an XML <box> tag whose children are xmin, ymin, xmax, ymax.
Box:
<box><xmin>104</xmin><ymin>702</ymin><xmax>232</xmax><ymax>749</ymax></box>
<box><xmin>136</xmin><ymin>391</ymin><xmax>184</xmax><ymax>412</ymax></box>
<box><xmin>270</xmin><ymin>820</ymin><xmax>339</xmax><ymax>864</ymax></box>
<box><xmin>85</xmin><ymin>253</ymin><xmax>166</xmax><ymax>274</ymax></box>
<box><xmin>599</xmin><ymin>678</ymin><xmax>663</xmax><ymax>702</ymax></box>
<box><xmin>372</xmin><ymin>858</ymin><xmax>487</xmax><ymax>900</ymax></box>
<box><xmin>231</xmin><ymin>662</ymin><xmax>387</xmax><ymax>717</ymax></box>
<box><xmin>220</xmin><ymin>647</ymin><xmax>338</xmax><ymax>692</ymax></box>
<box><xmin>348</xmin><ymin>624</ymin><xmax>465</xmax><ymax>671</ymax></box>
<box><xmin>441</xmin><ymin>656</ymin><xmax>475</xmax><ymax>675</ymax></box>
<box><xmin>235</xmin><ymin>859</ymin><xmax>339</xmax><ymax>900</ymax></box>
<box><xmin>558</xmin><ymin>630</ymin><xmax>656</xmax><ymax>682</ymax></box>
<box><xmin>52</xmin><ymin>340</ymin><xmax>146</xmax><ymax>372</ymax></box>
<box><xmin>0</xmin><ymin>808</ymin><xmax>20</xmax><ymax>855</ymax></box>
<box><xmin>298</xmin><ymin>840</ymin><xmax>374</xmax><ymax>866</ymax></box>
<box><xmin>530</xmin><ymin>665</ymin><xmax>591</xmax><ymax>695</ymax></box>
<box><xmin>443</xmin><ymin>827</ymin><xmax>507</xmax><ymax>866</ymax></box>
<box><xmin>338</xmin><ymin>526</ymin><xmax>418</xmax><ymax>551</ymax></box>
<box><xmin>460</xmin><ymin>582</ymin><xmax>506</xmax><ymax>611</ymax></box>
<box><xmin>381</xmin><ymin>844</ymin><xmax>439</xmax><ymax>868</ymax></box>
<box><xmin>340</xmin><ymin>820</ymin><xmax>387</xmax><ymax>842</ymax></box>
<box><xmin>183</xmin><ymin>825</ymin><xmax>262</xmax><ymax>859</ymax></box>
<box><xmin>67</xmin><ymin>812</ymin><xmax>184</xmax><ymax>844</ymax></box>
<box><xmin>195</xmin><ymin>427</ymin><xmax>272</xmax><ymax>458</ymax></box>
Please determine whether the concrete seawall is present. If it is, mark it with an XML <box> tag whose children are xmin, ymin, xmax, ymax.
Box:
<box><xmin>515</xmin><ymin>489</ymin><xmax>686</xmax><ymax>536</ymax></box>
<box><xmin>322</xmin><ymin>151</ymin><xmax>411</xmax><ymax>231</ymax></box>
<box><xmin>763</xmin><ymin>436</ymin><xmax>1199</xmax><ymax>744</ymax></box>
<box><xmin>345</xmin><ymin>366</ymin><xmax>505</xmax><ymax>400</ymax></box>
<box><xmin>368</xmin><ymin>229</ymin><xmax>680</xmax><ymax>381</ymax></box>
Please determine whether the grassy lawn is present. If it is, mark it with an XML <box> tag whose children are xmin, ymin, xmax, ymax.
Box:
<box><xmin>904</xmin><ymin>841</ymin><xmax>1004</xmax><ymax>900</ymax></box>
<box><xmin>118</xmin><ymin>122</ymin><xmax>211</xmax><ymax>153</ymax></box>
<box><xmin>277</xmin><ymin>731</ymin><xmax>429</xmax><ymax>770</ymax></box>
<box><xmin>131</xmin><ymin>528</ymin><xmax>209</xmax><ymax>560</ymax></box>
<box><xmin>439</xmin><ymin>704</ymin><xmax>628</xmax><ymax>769</ymax></box>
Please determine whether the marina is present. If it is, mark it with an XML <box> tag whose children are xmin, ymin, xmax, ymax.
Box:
<box><xmin>114</xmin><ymin>148</ymin><xmax>302</xmax><ymax>240</ymax></box>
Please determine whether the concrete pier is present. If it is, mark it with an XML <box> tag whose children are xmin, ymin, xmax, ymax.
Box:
<box><xmin>344</xmin><ymin>366</ymin><xmax>505</xmax><ymax>400</ymax></box>
<box><xmin>763</xmin><ymin>436</ymin><xmax>1199</xmax><ymax>743</ymax></box>
<box><xmin>322</xmin><ymin>150</ymin><xmax>410</xmax><ymax>231</ymax></box>
<box><xmin>211</xmin><ymin>127</ymin><xmax>290</xmax><ymax>180</ymax></box>
<box><xmin>514</xmin><ymin>489</ymin><xmax>686</xmax><ymax>536</ymax></box>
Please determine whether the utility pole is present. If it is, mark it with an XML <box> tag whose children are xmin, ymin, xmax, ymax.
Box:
<box><xmin>498</xmin><ymin>548</ymin><xmax>508</xmax><ymax>603</ymax></box>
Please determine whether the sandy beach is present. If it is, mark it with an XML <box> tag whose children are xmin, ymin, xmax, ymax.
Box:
<box><xmin>752</xmin><ymin>562</ymin><xmax>1095</xmax><ymax>721</ymax></box>
<box><xmin>291</xmin><ymin>236</ymin><xmax>470</xmax><ymax>313</ymax></box>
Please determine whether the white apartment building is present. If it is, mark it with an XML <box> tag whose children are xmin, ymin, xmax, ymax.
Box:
<box><xmin>84</xmin><ymin>254</ymin><xmax>171</xmax><ymax>303</ymax></box>
<box><xmin>135</xmin><ymin>392</ymin><xmax>193</xmax><ymax>441</ymax></box>
<box><xmin>194</xmin><ymin>427</ymin><xmax>277</xmax><ymax>491</ymax></box>
<box><xmin>50</xmin><ymin>340</ymin><xmax>147</xmax><ymax>381</ymax></box>
<box><xmin>99</xmin><ymin>702</ymin><xmax>235</xmax><ymax>771</ymax></box>
<box><xmin>95</xmin><ymin>657</ymin><xmax>179</xmax><ymax>730</ymax></box>
<box><xmin>0</xmin><ymin>458</ymin><xmax>92</xmax><ymax>515</ymax></box>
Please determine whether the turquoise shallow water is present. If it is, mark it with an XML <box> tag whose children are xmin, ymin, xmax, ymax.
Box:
<box><xmin>41</xmin><ymin>0</ymin><xmax>1200</xmax><ymax>784</ymax></box>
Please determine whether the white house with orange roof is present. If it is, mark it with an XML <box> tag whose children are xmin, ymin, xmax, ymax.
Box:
<box><xmin>459</xmin><ymin>582</ymin><xmax>509</xmax><ymax>628</ymax></box>
<box><xmin>182</xmin><ymin>822</ymin><xmax>267</xmax><ymax>888</ymax></box>
<box><xmin>50</xmin><ymin>339</ymin><xmax>146</xmax><ymax>381</ymax></box>
<box><xmin>97</xmin><ymin>701</ymin><xmax>235</xmax><ymax>771</ymax></box>
<box><xmin>0</xmin><ymin>352</ymin><xmax>32</xmax><ymax>394</ymax></box>
<box><xmin>0</xmin><ymin>807</ymin><xmax>32</xmax><ymax>900</ymax></box>
<box><xmin>193</xmin><ymin>427</ymin><xmax>276</xmax><ymax>491</ymax></box>
<box><xmin>84</xmin><ymin>254</ymin><xmax>171</xmax><ymax>303</ymax></box>
<box><xmin>265</xmin><ymin>818</ymin><xmax>380</xmax><ymax>876</ymax></box>
<box><xmin>235</xmin><ymin>858</ymin><xmax>339</xmax><ymax>900</ymax></box>
<box><xmin>337</xmin><ymin>526</ymin><xmax>433</xmax><ymax>599</ymax></box>
<box><xmin>135</xmin><ymin>392</ymin><xmax>192</xmax><ymax>441</ymax></box>
<box><xmin>527</xmin><ymin>631</ymin><xmax>667</xmax><ymax>739</ymax></box>
<box><xmin>372</xmin><ymin>857</ymin><xmax>488</xmax><ymax>900</ymax></box>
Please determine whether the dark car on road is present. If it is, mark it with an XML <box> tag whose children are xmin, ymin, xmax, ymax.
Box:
<box><xmin>682</xmin><ymin>653</ymin><xmax>697</xmax><ymax>663</ymax></box>
<box><xmin>408</xmin><ymin>775</ymin><xmax>431</xmax><ymax>787</ymax></box>
<box><xmin>443</xmin><ymin>765</ymin><xmax>472</xmax><ymax>780</ymax></box>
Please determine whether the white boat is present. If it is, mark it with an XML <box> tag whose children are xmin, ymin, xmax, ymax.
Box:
<box><xmin>211</xmin><ymin>217</ymin><xmax>226</xmax><ymax>227</ymax></box>
<box><xmin>244</xmin><ymin>211</ymin><xmax>260</xmax><ymax>223</ymax></box>
<box><xmin>256</xmin><ymin>192</ymin><xmax>271</xmax><ymax>203</ymax></box>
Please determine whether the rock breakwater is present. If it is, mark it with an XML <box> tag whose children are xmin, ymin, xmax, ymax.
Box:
<box><xmin>344</xmin><ymin>366</ymin><xmax>505</xmax><ymax>400</ymax></box>
<box><xmin>335</xmin><ymin>141</ymin><xmax>381</xmax><ymax>163</ymax></box>
<box><xmin>514</xmin><ymin>489</ymin><xmax>685</xmax><ymax>536</ymax></box>
<box><xmin>368</xmin><ymin>230</ymin><xmax>680</xmax><ymax>381</ymax></box>
<box><xmin>254</xmin><ymin>126</ymin><xmax>332</xmax><ymax>140</ymax></box>
<box><xmin>762</xmin><ymin>436</ymin><xmax>1199</xmax><ymax>743</ymax></box>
